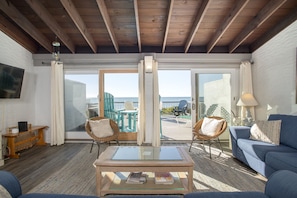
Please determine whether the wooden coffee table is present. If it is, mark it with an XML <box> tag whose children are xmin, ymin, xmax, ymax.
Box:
<box><xmin>93</xmin><ymin>146</ymin><xmax>194</xmax><ymax>196</ymax></box>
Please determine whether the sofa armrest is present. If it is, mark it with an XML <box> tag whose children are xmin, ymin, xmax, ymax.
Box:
<box><xmin>265</xmin><ymin>170</ymin><xmax>297</xmax><ymax>198</ymax></box>
<box><xmin>229</xmin><ymin>126</ymin><xmax>251</xmax><ymax>140</ymax></box>
<box><xmin>0</xmin><ymin>171</ymin><xmax>22</xmax><ymax>198</ymax></box>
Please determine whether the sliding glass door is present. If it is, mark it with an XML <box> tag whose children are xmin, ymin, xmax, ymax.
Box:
<box><xmin>191</xmin><ymin>69</ymin><xmax>237</xmax><ymax>141</ymax></box>
<box><xmin>99</xmin><ymin>70</ymin><xmax>138</xmax><ymax>141</ymax></box>
<box><xmin>64</xmin><ymin>72</ymin><xmax>99</xmax><ymax>139</ymax></box>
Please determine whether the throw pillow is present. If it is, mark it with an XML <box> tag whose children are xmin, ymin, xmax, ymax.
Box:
<box><xmin>200</xmin><ymin>117</ymin><xmax>225</xmax><ymax>136</ymax></box>
<box><xmin>0</xmin><ymin>185</ymin><xmax>12</xmax><ymax>198</ymax></box>
<box><xmin>250</xmin><ymin>120</ymin><xmax>282</xmax><ymax>145</ymax></box>
<box><xmin>89</xmin><ymin>119</ymin><xmax>114</xmax><ymax>138</ymax></box>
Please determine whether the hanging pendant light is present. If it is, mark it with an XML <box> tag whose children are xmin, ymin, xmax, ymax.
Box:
<box><xmin>52</xmin><ymin>36</ymin><xmax>60</xmax><ymax>61</ymax></box>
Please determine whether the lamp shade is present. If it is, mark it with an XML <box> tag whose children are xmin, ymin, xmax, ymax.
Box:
<box><xmin>237</xmin><ymin>93</ymin><xmax>258</xmax><ymax>107</ymax></box>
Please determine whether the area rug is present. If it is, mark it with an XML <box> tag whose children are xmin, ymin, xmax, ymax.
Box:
<box><xmin>28</xmin><ymin>143</ymin><xmax>266</xmax><ymax>196</ymax></box>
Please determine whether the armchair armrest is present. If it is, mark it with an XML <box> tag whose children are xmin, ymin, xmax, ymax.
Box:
<box><xmin>265</xmin><ymin>170</ymin><xmax>297</xmax><ymax>198</ymax></box>
<box><xmin>229</xmin><ymin>126</ymin><xmax>251</xmax><ymax>140</ymax></box>
<box><xmin>0</xmin><ymin>171</ymin><xmax>22</xmax><ymax>198</ymax></box>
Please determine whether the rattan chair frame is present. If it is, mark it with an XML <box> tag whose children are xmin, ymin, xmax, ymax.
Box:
<box><xmin>189</xmin><ymin>116</ymin><xmax>227</xmax><ymax>159</ymax></box>
<box><xmin>85</xmin><ymin>116</ymin><xmax>119</xmax><ymax>158</ymax></box>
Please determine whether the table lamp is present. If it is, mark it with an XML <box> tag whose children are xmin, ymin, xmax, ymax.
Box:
<box><xmin>237</xmin><ymin>93</ymin><xmax>258</xmax><ymax>126</ymax></box>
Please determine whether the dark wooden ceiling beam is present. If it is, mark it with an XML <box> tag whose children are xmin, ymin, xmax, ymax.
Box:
<box><xmin>251</xmin><ymin>6</ymin><xmax>297</xmax><ymax>52</ymax></box>
<box><xmin>0</xmin><ymin>14</ymin><xmax>38</xmax><ymax>53</ymax></box>
<box><xmin>229</xmin><ymin>0</ymin><xmax>287</xmax><ymax>53</ymax></box>
<box><xmin>134</xmin><ymin>0</ymin><xmax>141</xmax><ymax>52</ymax></box>
<box><xmin>162</xmin><ymin>0</ymin><xmax>174</xmax><ymax>53</ymax></box>
<box><xmin>25</xmin><ymin>0</ymin><xmax>75</xmax><ymax>53</ymax></box>
<box><xmin>207</xmin><ymin>0</ymin><xmax>249</xmax><ymax>53</ymax></box>
<box><xmin>60</xmin><ymin>0</ymin><xmax>97</xmax><ymax>53</ymax></box>
<box><xmin>184</xmin><ymin>0</ymin><xmax>210</xmax><ymax>53</ymax></box>
<box><xmin>96</xmin><ymin>0</ymin><xmax>119</xmax><ymax>53</ymax></box>
<box><xmin>0</xmin><ymin>0</ymin><xmax>52</xmax><ymax>52</ymax></box>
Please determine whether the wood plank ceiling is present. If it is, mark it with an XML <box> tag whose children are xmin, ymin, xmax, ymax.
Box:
<box><xmin>0</xmin><ymin>0</ymin><xmax>297</xmax><ymax>54</ymax></box>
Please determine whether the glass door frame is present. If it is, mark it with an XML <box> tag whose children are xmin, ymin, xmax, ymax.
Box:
<box><xmin>99</xmin><ymin>69</ymin><xmax>138</xmax><ymax>141</ymax></box>
<box><xmin>190</xmin><ymin>68</ymin><xmax>239</xmax><ymax>126</ymax></box>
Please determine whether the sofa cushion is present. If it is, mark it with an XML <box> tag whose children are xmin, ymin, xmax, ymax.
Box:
<box><xmin>185</xmin><ymin>192</ymin><xmax>268</xmax><ymax>198</ymax></box>
<box><xmin>237</xmin><ymin>139</ymin><xmax>296</xmax><ymax>161</ymax></box>
<box><xmin>265</xmin><ymin>170</ymin><xmax>297</xmax><ymax>198</ymax></box>
<box><xmin>268</xmin><ymin>114</ymin><xmax>297</xmax><ymax>149</ymax></box>
<box><xmin>265</xmin><ymin>152</ymin><xmax>297</xmax><ymax>173</ymax></box>
<box><xmin>250</xmin><ymin>120</ymin><xmax>281</xmax><ymax>145</ymax></box>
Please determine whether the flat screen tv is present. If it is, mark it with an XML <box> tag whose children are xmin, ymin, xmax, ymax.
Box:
<box><xmin>0</xmin><ymin>63</ymin><xmax>25</xmax><ymax>98</ymax></box>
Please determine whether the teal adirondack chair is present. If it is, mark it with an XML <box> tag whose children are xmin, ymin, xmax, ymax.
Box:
<box><xmin>104</xmin><ymin>92</ymin><xmax>118</xmax><ymax>122</ymax></box>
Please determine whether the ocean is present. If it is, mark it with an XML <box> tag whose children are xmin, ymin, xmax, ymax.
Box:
<box><xmin>87</xmin><ymin>96</ymin><xmax>192</xmax><ymax>109</ymax></box>
<box><xmin>114</xmin><ymin>96</ymin><xmax>191</xmax><ymax>103</ymax></box>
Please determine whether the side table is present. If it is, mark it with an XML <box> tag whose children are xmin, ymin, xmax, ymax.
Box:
<box><xmin>3</xmin><ymin>125</ymin><xmax>48</xmax><ymax>158</ymax></box>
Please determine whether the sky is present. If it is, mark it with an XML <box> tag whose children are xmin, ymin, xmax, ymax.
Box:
<box><xmin>65</xmin><ymin>70</ymin><xmax>192</xmax><ymax>98</ymax></box>
<box><xmin>65</xmin><ymin>71</ymin><xmax>222</xmax><ymax>98</ymax></box>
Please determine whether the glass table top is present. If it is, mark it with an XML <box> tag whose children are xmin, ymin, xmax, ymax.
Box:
<box><xmin>111</xmin><ymin>146</ymin><xmax>182</xmax><ymax>161</ymax></box>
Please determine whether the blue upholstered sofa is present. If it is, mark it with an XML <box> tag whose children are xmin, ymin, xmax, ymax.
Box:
<box><xmin>1</xmin><ymin>170</ymin><xmax>297</xmax><ymax>198</ymax></box>
<box><xmin>230</xmin><ymin>114</ymin><xmax>297</xmax><ymax>177</ymax></box>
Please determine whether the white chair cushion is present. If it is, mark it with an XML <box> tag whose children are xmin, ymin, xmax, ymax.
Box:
<box><xmin>89</xmin><ymin>119</ymin><xmax>114</xmax><ymax>138</ymax></box>
<box><xmin>200</xmin><ymin>117</ymin><xmax>224</xmax><ymax>136</ymax></box>
<box><xmin>250</xmin><ymin>120</ymin><xmax>282</xmax><ymax>145</ymax></box>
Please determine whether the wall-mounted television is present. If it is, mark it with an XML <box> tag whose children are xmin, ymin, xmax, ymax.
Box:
<box><xmin>0</xmin><ymin>63</ymin><xmax>25</xmax><ymax>98</ymax></box>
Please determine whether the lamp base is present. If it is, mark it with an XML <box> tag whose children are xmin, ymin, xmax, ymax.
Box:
<box><xmin>242</xmin><ymin>107</ymin><xmax>254</xmax><ymax>126</ymax></box>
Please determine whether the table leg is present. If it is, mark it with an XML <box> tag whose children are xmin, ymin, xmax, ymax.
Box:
<box><xmin>7</xmin><ymin>137</ymin><xmax>19</xmax><ymax>158</ymax></box>
<box><xmin>36</xmin><ymin>128</ymin><xmax>47</xmax><ymax>145</ymax></box>
<box><xmin>121</xmin><ymin>113</ymin><xmax>125</xmax><ymax>131</ymax></box>
<box><xmin>117</xmin><ymin>111</ymin><xmax>122</xmax><ymax>130</ymax></box>
<box><xmin>96</xmin><ymin>167</ymin><xmax>102</xmax><ymax>196</ymax></box>
<box><xmin>188</xmin><ymin>167</ymin><xmax>193</xmax><ymax>192</ymax></box>
<box><xmin>133</xmin><ymin>113</ymin><xmax>137</xmax><ymax>131</ymax></box>
<box><xmin>128</xmin><ymin>114</ymin><xmax>132</xmax><ymax>130</ymax></box>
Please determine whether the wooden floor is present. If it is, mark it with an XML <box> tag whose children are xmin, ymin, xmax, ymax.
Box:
<box><xmin>0</xmin><ymin>142</ymin><xmax>266</xmax><ymax>196</ymax></box>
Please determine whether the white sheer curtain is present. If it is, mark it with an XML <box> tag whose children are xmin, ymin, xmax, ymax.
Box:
<box><xmin>152</xmin><ymin>60</ymin><xmax>160</xmax><ymax>146</ymax></box>
<box><xmin>137</xmin><ymin>60</ymin><xmax>145</xmax><ymax>145</ymax></box>
<box><xmin>238</xmin><ymin>61</ymin><xmax>256</xmax><ymax>119</ymax></box>
<box><xmin>50</xmin><ymin>61</ymin><xmax>65</xmax><ymax>146</ymax></box>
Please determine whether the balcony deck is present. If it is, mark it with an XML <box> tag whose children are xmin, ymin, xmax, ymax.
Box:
<box><xmin>161</xmin><ymin>114</ymin><xmax>192</xmax><ymax>141</ymax></box>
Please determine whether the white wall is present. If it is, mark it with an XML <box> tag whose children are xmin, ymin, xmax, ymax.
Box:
<box><xmin>252</xmin><ymin>20</ymin><xmax>297</xmax><ymax>120</ymax></box>
<box><xmin>34</xmin><ymin>67</ymin><xmax>51</xmax><ymax>142</ymax></box>
<box><xmin>0</xmin><ymin>31</ymin><xmax>36</xmax><ymax>134</ymax></box>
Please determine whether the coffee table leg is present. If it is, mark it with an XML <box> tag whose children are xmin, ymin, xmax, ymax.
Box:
<box><xmin>188</xmin><ymin>167</ymin><xmax>193</xmax><ymax>192</ymax></box>
<box><xmin>96</xmin><ymin>167</ymin><xmax>102</xmax><ymax>196</ymax></box>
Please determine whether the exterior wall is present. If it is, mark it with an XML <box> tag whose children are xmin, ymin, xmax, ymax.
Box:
<box><xmin>34</xmin><ymin>67</ymin><xmax>51</xmax><ymax>142</ymax></box>
<box><xmin>252</xmin><ymin>20</ymin><xmax>297</xmax><ymax>120</ymax></box>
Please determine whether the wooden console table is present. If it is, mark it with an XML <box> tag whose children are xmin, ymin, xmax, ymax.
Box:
<box><xmin>3</xmin><ymin>125</ymin><xmax>48</xmax><ymax>158</ymax></box>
